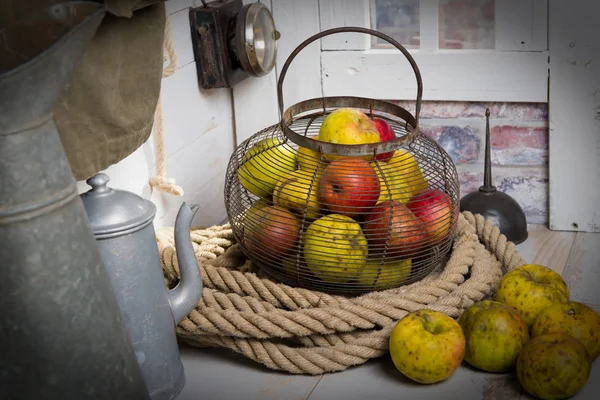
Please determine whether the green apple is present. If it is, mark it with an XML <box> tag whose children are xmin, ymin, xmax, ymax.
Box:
<box><xmin>532</xmin><ymin>300</ymin><xmax>600</xmax><ymax>361</ymax></box>
<box><xmin>238</xmin><ymin>137</ymin><xmax>297</xmax><ymax>198</ymax></box>
<box><xmin>273</xmin><ymin>169</ymin><xmax>322</xmax><ymax>220</ymax></box>
<box><xmin>495</xmin><ymin>264</ymin><xmax>570</xmax><ymax>329</ymax></box>
<box><xmin>458</xmin><ymin>300</ymin><xmax>529</xmax><ymax>373</ymax></box>
<box><xmin>370</xmin><ymin>161</ymin><xmax>412</xmax><ymax>204</ymax></box>
<box><xmin>517</xmin><ymin>332</ymin><xmax>591</xmax><ymax>400</ymax></box>
<box><xmin>388</xmin><ymin>149</ymin><xmax>428</xmax><ymax>197</ymax></box>
<box><xmin>303</xmin><ymin>214</ymin><xmax>368</xmax><ymax>283</ymax></box>
<box><xmin>243</xmin><ymin>198</ymin><xmax>271</xmax><ymax>227</ymax></box>
<box><xmin>355</xmin><ymin>258</ymin><xmax>412</xmax><ymax>290</ymax></box>
<box><xmin>297</xmin><ymin>135</ymin><xmax>327</xmax><ymax>173</ymax></box>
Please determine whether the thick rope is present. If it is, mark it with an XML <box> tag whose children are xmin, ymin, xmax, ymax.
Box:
<box><xmin>149</xmin><ymin>15</ymin><xmax>184</xmax><ymax>196</ymax></box>
<box><xmin>159</xmin><ymin>211</ymin><xmax>527</xmax><ymax>375</ymax></box>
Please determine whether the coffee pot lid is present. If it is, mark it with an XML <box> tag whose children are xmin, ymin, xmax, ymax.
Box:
<box><xmin>80</xmin><ymin>173</ymin><xmax>156</xmax><ymax>238</ymax></box>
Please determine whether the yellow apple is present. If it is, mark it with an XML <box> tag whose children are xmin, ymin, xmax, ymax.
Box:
<box><xmin>297</xmin><ymin>135</ymin><xmax>327</xmax><ymax>173</ymax></box>
<box><xmin>517</xmin><ymin>332</ymin><xmax>591</xmax><ymax>400</ymax></box>
<box><xmin>243</xmin><ymin>198</ymin><xmax>271</xmax><ymax>227</ymax></box>
<box><xmin>389</xmin><ymin>309</ymin><xmax>466</xmax><ymax>384</ymax></box>
<box><xmin>388</xmin><ymin>149</ymin><xmax>428</xmax><ymax>197</ymax></box>
<box><xmin>495</xmin><ymin>264</ymin><xmax>570</xmax><ymax>329</ymax></box>
<box><xmin>238</xmin><ymin>137</ymin><xmax>297</xmax><ymax>198</ymax></box>
<box><xmin>370</xmin><ymin>161</ymin><xmax>412</xmax><ymax>204</ymax></box>
<box><xmin>458</xmin><ymin>300</ymin><xmax>529</xmax><ymax>372</ymax></box>
<box><xmin>318</xmin><ymin>108</ymin><xmax>380</xmax><ymax>161</ymax></box>
<box><xmin>273</xmin><ymin>169</ymin><xmax>322</xmax><ymax>220</ymax></box>
<box><xmin>531</xmin><ymin>300</ymin><xmax>600</xmax><ymax>361</ymax></box>
<box><xmin>355</xmin><ymin>258</ymin><xmax>412</xmax><ymax>290</ymax></box>
<box><xmin>303</xmin><ymin>214</ymin><xmax>368</xmax><ymax>283</ymax></box>
<box><xmin>281</xmin><ymin>254</ymin><xmax>314</xmax><ymax>285</ymax></box>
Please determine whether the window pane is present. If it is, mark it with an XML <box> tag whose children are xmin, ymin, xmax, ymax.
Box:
<box><xmin>439</xmin><ymin>0</ymin><xmax>495</xmax><ymax>49</ymax></box>
<box><xmin>371</xmin><ymin>0</ymin><xmax>420</xmax><ymax>49</ymax></box>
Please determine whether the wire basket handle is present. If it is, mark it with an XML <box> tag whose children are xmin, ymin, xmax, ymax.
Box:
<box><xmin>277</xmin><ymin>26</ymin><xmax>424</xmax><ymax>123</ymax></box>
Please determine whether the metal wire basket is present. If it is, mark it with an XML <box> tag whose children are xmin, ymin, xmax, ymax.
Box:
<box><xmin>224</xmin><ymin>27</ymin><xmax>460</xmax><ymax>296</ymax></box>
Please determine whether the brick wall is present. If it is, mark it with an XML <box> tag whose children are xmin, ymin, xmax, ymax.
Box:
<box><xmin>393</xmin><ymin>101</ymin><xmax>549</xmax><ymax>225</ymax></box>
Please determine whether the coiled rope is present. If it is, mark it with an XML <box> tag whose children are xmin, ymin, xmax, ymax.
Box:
<box><xmin>159</xmin><ymin>211</ymin><xmax>526</xmax><ymax>375</ymax></box>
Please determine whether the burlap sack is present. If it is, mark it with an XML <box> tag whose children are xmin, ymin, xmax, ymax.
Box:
<box><xmin>1</xmin><ymin>0</ymin><xmax>167</xmax><ymax>181</ymax></box>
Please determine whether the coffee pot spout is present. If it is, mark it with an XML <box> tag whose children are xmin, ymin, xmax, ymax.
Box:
<box><xmin>167</xmin><ymin>202</ymin><xmax>203</xmax><ymax>324</ymax></box>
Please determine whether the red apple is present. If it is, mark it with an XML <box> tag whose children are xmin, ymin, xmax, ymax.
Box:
<box><xmin>372</xmin><ymin>117</ymin><xmax>395</xmax><ymax>162</ymax></box>
<box><xmin>319</xmin><ymin>157</ymin><xmax>381</xmax><ymax>217</ymax></box>
<box><xmin>406</xmin><ymin>189</ymin><xmax>456</xmax><ymax>244</ymax></box>
<box><xmin>363</xmin><ymin>200</ymin><xmax>428</xmax><ymax>258</ymax></box>
<box><xmin>244</xmin><ymin>205</ymin><xmax>301</xmax><ymax>262</ymax></box>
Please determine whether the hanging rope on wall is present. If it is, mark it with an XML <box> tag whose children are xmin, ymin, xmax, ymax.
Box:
<box><xmin>149</xmin><ymin>15</ymin><xmax>184</xmax><ymax>196</ymax></box>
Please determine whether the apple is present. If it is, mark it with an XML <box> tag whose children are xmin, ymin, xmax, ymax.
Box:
<box><xmin>238</xmin><ymin>137</ymin><xmax>297</xmax><ymax>198</ymax></box>
<box><xmin>531</xmin><ymin>300</ymin><xmax>600</xmax><ymax>361</ymax></box>
<box><xmin>362</xmin><ymin>200</ymin><xmax>428</xmax><ymax>258</ymax></box>
<box><xmin>517</xmin><ymin>332</ymin><xmax>591</xmax><ymax>400</ymax></box>
<box><xmin>244</xmin><ymin>205</ymin><xmax>301</xmax><ymax>263</ymax></box>
<box><xmin>318</xmin><ymin>108</ymin><xmax>381</xmax><ymax>161</ymax></box>
<box><xmin>372</xmin><ymin>117</ymin><xmax>395</xmax><ymax>162</ymax></box>
<box><xmin>243</xmin><ymin>198</ymin><xmax>271</xmax><ymax>226</ymax></box>
<box><xmin>297</xmin><ymin>135</ymin><xmax>326</xmax><ymax>173</ymax></box>
<box><xmin>319</xmin><ymin>157</ymin><xmax>381</xmax><ymax>217</ymax></box>
<box><xmin>388</xmin><ymin>149</ymin><xmax>428</xmax><ymax>197</ymax></box>
<box><xmin>370</xmin><ymin>161</ymin><xmax>412</xmax><ymax>205</ymax></box>
<box><xmin>273</xmin><ymin>169</ymin><xmax>322</xmax><ymax>220</ymax></box>
<box><xmin>458</xmin><ymin>300</ymin><xmax>529</xmax><ymax>373</ymax></box>
<box><xmin>407</xmin><ymin>188</ymin><xmax>456</xmax><ymax>245</ymax></box>
<box><xmin>355</xmin><ymin>257</ymin><xmax>412</xmax><ymax>290</ymax></box>
<box><xmin>389</xmin><ymin>309</ymin><xmax>466</xmax><ymax>384</ymax></box>
<box><xmin>303</xmin><ymin>214</ymin><xmax>368</xmax><ymax>283</ymax></box>
<box><xmin>281</xmin><ymin>253</ymin><xmax>313</xmax><ymax>283</ymax></box>
<box><xmin>495</xmin><ymin>264</ymin><xmax>570</xmax><ymax>329</ymax></box>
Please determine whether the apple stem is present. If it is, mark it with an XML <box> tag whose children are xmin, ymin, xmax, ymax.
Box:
<box><xmin>481</xmin><ymin>108</ymin><xmax>496</xmax><ymax>193</ymax></box>
<box><xmin>568</xmin><ymin>308</ymin><xmax>576</xmax><ymax>315</ymax></box>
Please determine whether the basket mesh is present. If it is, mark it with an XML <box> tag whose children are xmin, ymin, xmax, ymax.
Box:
<box><xmin>224</xmin><ymin>105</ymin><xmax>460</xmax><ymax>296</ymax></box>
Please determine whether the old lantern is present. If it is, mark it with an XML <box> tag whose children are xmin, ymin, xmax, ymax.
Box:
<box><xmin>189</xmin><ymin>0</ymin><xmax>280</xmax><ymax>89</ymax></box>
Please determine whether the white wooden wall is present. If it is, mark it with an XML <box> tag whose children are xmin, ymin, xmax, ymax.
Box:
<box><xmin>232</xmin><ymin>0</ymin><xmax>279</xmax><ymax>144</ymax></box>
<box><xmin>548</xmin><ymin>0</ymin><xmax>600</xmax><ymax>232</ymax></box>
<box><xmin>74</xmin><ymin>0</ymin><xmax>600</xmax><ymax>233</ymax></box>
<box><xmin>76</xmin><ymin>0</ymin><xmax>235</xmax><ymax>229</ymax></box>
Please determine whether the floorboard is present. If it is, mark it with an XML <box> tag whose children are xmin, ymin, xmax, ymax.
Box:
<box><xmin>562</xmin><ymin>231</ymin><xmax>600</xmax><ymax>306</ymax></box>
<box><xmin>513</xmin><ymin>224</ymin><xmax>576</xmax><ymax>275</ymax></box>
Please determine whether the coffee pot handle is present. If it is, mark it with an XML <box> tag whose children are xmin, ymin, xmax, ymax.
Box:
<box><xmin>167</xmin><ymin>202</ymin><xmax>203</xmax><ymax>324</ymax></box>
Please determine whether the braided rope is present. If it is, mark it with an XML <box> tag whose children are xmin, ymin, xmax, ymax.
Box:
<box><xmin>159</xmin><ymin>211</ymin><xmax>527</xmax><ymax>375</ymax></box>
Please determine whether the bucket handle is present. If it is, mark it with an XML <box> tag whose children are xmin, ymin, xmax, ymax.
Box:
<box><xmin>276</xmin><ymin>26</ymin><xmax>424</xmax><ymax>124</ymax></box>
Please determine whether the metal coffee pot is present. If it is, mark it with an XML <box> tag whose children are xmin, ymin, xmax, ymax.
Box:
<box><xmin>1</xmin><ymin>2</ymin><xmax>150</xmax><ymax>399</ymax></box>
<box><xmin>80</xmin><ymin>173</ymin><xmax>203</xmax><ymax>400</ymax></box>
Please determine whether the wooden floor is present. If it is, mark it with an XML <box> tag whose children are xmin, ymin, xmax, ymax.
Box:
<box><xmin>177</xmin><ymin>223</ymin><xmax>600</xmax><ymax>400</ymax></box>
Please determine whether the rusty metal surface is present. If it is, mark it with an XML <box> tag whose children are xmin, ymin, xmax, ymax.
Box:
<box><xmin>277</xmin><ymin>26</ymin><xmax>424</xmax><ymax>158</ymax></box>
<box><xmin>223</xmin><ymin>26</ymin><xmax>460</xmax><ymax>296</ymax></box>
<box><xmin>223</xmin><ymin>121</ymin><xmax>461</xmax><ymax>296</ymax></box>
<box><xmin>189</xmin><ymin>0</ymin><xmax>249</xmax><ymax>89</ymax></box>
<box><xmin>281</xmin><ymin>96</ymin><xmax>419</xmax><ymax>156</ymax></box>
<box><xmin>277</xmin><ymin>26</ymin><xmax>424</xmax><ymax>121</ymax></box>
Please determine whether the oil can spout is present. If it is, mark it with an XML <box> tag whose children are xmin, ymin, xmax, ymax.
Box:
<box><xmin>168</xmin><ymin>202</ymin><xmax>203</xmax><ymax>324</ymax></box>
<box><xmin>481</xmin><ymin>108</ymin><xmax>496</xmax><ymax>193</ymax></box>
<box><xmin>459</xmin><ymin>108</ymin><xmax>528</xmax><ymax>244</ymax></box>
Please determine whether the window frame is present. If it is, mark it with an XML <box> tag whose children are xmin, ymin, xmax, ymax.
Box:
<box><xmin>318</xmin><ymin>0</ymin><xmax>549</xmax><ymax>103</ymax></box>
